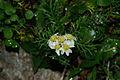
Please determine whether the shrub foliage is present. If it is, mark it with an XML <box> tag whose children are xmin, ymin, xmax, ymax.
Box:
<box><xmin>0</xmin><ymin>0</ymin><xmax>120</xmax><ymax>79</ymax></box>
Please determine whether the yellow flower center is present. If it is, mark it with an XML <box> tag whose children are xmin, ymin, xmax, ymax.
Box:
<box><xmin>58</xmin><ymin>36</ymin><xmax>65</xmax><ymax>43</ymax></box>
<box><xmin>55</xmin><ymin>44</ymin><xmax>61</xmax><ymax>50</ymax></box>
<box><xmin>50</xmin><ymin>35</ymin><xmax>56</xmax><ymax>41</ymax></box>
<box><xmin>66</xmin><ymin>34</ymin><xmax>73</xmax><ymax>40</ymax></box>
<box><xmin>63</xmin><ymin>44</ymin><xmax>70</xmax><ymax>50</ymax></box>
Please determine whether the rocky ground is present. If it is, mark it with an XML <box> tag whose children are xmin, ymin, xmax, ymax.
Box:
<box><xmin>0</xmin><ymin>40</ymin><xmax>63</xmax><ymax>80</ymax></box>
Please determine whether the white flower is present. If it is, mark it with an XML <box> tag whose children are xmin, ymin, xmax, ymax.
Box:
<box><xmin>63</xmin><ymin>40</ymin><xmax>75</xmax><ymax>48</ymax></box>
<box><xmin>54</xmin><ymin>43</ymin><xmax>61</xmax><ymax>56</ymax></box>
<box><xmin>48</xmin><ymin>33</ymin><xmax>76</xmax><ymax>56</ymax></box>
<box><xmin>48</xmin><ymin>33</ymin><xmax>58</xmax><ymax>49</ymax></box>
<box><xmin>49</xmin><ymin>33</ymin><xmax>58</xmax><ymax>41</ymax></box>
<box><xmin>64</xmin><ymin>34</ymin><xmax>76</xmax><ymax>46</ymax></box>
<box><xmin>57</xmin><ymin>36</ymin><xmax>66</xmax><ymax>43</ymax></box>
<box><xmin>61</xmin><ymin>43</ymin><xmax>72</xmax><ymax>56</ymax></box>
<box><xmin>60</xmin><ymin>40</ymin><xmax>75</xmax><ymax>56</ymax></box>
<box><xmin>48</xmin><ymin>41</ymin><xmax>56</xmax><ymax>49</ymax></box>
<box><xmin>48</xmin><ymin>41</ymin><xmax>62</xmax><ymax>56</ymax></box>
<box><xmin>65</xmin><ymin>40</ymin><xmax>75</xmax><ymax>47</ymax></box>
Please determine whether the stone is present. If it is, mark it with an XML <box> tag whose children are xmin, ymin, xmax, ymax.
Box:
<box><xmin>0</xmin><ymin>41</ymin><xmax>63</xmax><ymax>80</ymax></box>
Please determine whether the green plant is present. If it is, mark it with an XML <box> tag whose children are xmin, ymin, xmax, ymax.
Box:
<box><xmin>0</xmin><ymin>0</ymin><xmax>120</xmax><ymax>80</ymax></box>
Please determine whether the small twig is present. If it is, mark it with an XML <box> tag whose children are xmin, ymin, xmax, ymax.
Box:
<box><xmin>61</xmin><ymin>66</ymin><xmax>67</xmax><ymax>80</ymax></box>
<box><xmin>106</xmin><ymin>77</ymin><xmax>109</xmax><ymax>80</ymax></box>
<box><xmin>106</xmin><ymin>61</ymin><xmax>110</xmax><ymax>80</ymax></box>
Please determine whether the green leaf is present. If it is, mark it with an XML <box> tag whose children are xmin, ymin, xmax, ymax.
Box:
<box><xmin>4</xmin><ymin>39</ymin><xmax>13</xmax><ymax>47</ymax></box>
<box><xmin>4</xmin><ymin>2</ymin><xmax>16</xmax><ymax>15</ymax></box>
<box><xmin>115</xmin><ymin>56</ymin><xmax>120</xmax><ymax>65</ymax></box>
<box><xmin>59</xmin><ymin>59</ymin><xmax>70</xmax><ymax>66</ymax></box>
<box><xmin>10</xmin><ymin>14</ymin><xmax>18</xmax><ymax>21</ymax></box>
<box><xmin>81</xmin><ymin>59</ymin><xmax>99</xmax><ymax>68</ymax></box>
<box><xmin>5</xmin><ymin>8</ymin><xmax>16</xmax><ymax>15</ymax></box>
<box><xmin>97</xmin><ymin>0</ymin><xmax>112</xmax><ymax>6</ymax></box>
<box><xmin>0</xmin><ymin>11</ymin><xmax>4</xmax><ymax>20</ymax></box>
<box><xmin>68</xmin><ymin>68</ymin><xmax>82</xmax><ymax>79</ymax></box>
<box><xmin>3</xmin><ymin>27</ymin><xmax>13</xmax><ymax>39</ymax></box>
<box><xmin>0</xmin><ymin>27</ymin><xmax>3</xmax><ymax>32</ymax></box>
<box><xmin>87</xmin><ymin>67</ymin><xmax>97</xmax><ymax>80</ymax></box>
<box><xmin>80</xmin><ymin>27</ymin><xmax>96</xmax><ymax>43</ymax></box>
<box><xmin>32</xmin><ymin>56</ymin><xmax>42</xmax><ymax>73</ymax></box>
<box><xmin>25</xmin><ymin>10</ymin><xmax>34</xmax><ymax>19</ymax></box>
<box><xmin>51</xmin><ymin>56</ymin><xmax>70</xmax><ymax>66</ymax></box>
<box><xmin>102</xmin><ymin>51</ymin><xmax>116</xmax><ymax>61</ymax></box>
<box><xmin>20</xmin><ymin>42</ymin><xmax>39</xmax><ymax>55</ymax></box>
<box><xmin>12</xmin><ymin>40</ymin><xmax>19</xmax><ymax>48</ymax></box>
<box><xmin>0</xmin><ymin>0</ymin><xmax>4</xmax><ymax>9</ymax></box>
<box><xmin>78</xmin><ymin>3</ymin><xmax>88</xmax><ymax>14</ymax></box>
<box><xmin>18</xmin><ymin>18</ymin><xmax>26</xmax><ymax>25</ymax></box>
<box><xmin>13</xmin><ymin>0</ymin><xmax>20</xmax><ymax>2</ymax></box>
<box><xmin>35</xmin><ymin>11</ymin><xmax>45</xmax><ymax>27</ymax></box>
<box><xmin>114</xmin><ymin>71</ymin><xmax>120</xmax><ymax>79</ymax></box>
<box><xmin>32</xmin><ymin>55</ymin><xmax>51</xmax><ymax>73</ymax></box>
<box><xmin>100</xmin><ymin>38</ymin><xmax>118</xmax><ymax>60</ymax></box>
<box><xmin>59</xmin><ymin>16</ymin><xmax>69</xmax><ymax>25</ymax></box>
<box><xmin>4</xmin><ymin>39</ymin><xmax>19</xmax><ymax>48</ymax></box>
<box><xmin>5</xmin><ymin>19</ymin><xmax>11</xmax><ymax>24</ymax></box>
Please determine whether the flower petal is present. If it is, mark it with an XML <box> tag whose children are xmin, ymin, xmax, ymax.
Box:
<box><xmin>69</xmin><ymin>40</ymin><xmax>75</xmax><ymax>47</ymax></box>
<box><xmin>48</xmin><ymin>41</ymin><xmax>56</xmax><ymax>49</ymax></box>
<box><xmin>61</xmin><ymin>49</ymin><xmax>65</xmax><ymax>55</ymax></box>
<box><xmin>73</xmin><ymin>37</ymin><xmax>77</xmax><ymax>41</ymax></box>
<box><xmin>65</xmin><ymin>49</ymin><xmax>72</xmax><ymax>56</ymax></box>
<box><xmin>64</xmin><ymin>40</ymin><xmax>75</xmax><ymax>48</ymax></box>
<box><xmin>55</xmin><ymin>50</ymin><xmax>60</xmax><ymax>56</ymax></box>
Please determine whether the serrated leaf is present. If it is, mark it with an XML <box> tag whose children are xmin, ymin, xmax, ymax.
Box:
<box><xmin>25</xmin><ymin>10</ymin><xmax>34</xmax><ymax>19</ymax></box>
<box><xmin>3</xmin><ymin>27</ymin><xmax>13</xmax><ymax>39</ymax></box>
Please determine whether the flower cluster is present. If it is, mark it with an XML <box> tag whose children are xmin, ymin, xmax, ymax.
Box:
<box><xmin>48</xmin><ymin>33</ymin><xmax>76</xmax><ymax>56</ymax></box>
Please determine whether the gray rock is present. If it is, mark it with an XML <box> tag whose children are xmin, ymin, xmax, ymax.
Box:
<box><xmin>0</xmin><ymin>41</ymin><xmax>63</xmax><ymax>80</ymax></box>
